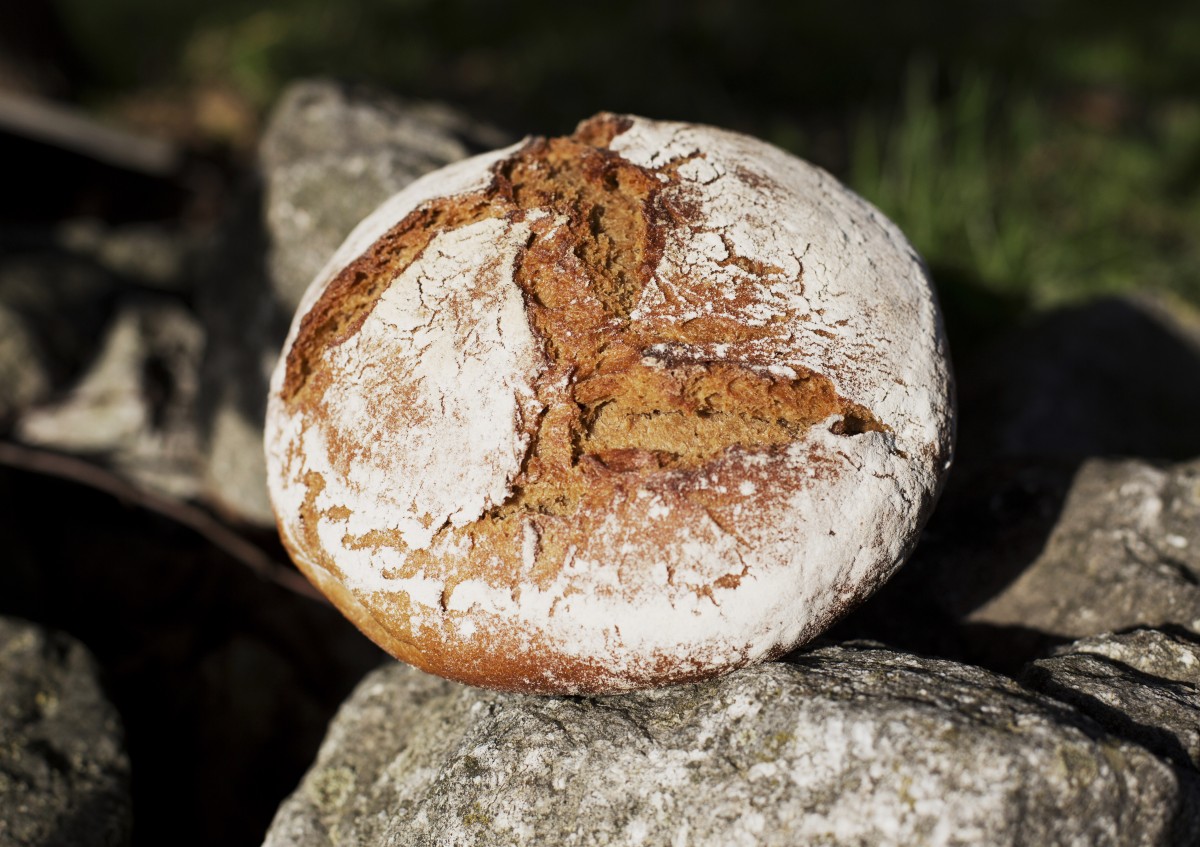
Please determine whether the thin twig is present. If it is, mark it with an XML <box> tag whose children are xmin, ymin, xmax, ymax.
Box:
<box><xmin>0</xmin><ymin>440</ymin><xmax>325</xmax><ymax>603</ymax></box>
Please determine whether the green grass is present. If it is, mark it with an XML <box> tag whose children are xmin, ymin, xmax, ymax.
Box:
<box><xmin>47</xmin><ymin>0</ymin><xmax>1200</xmax><ymax>315</ymax></box>
<box><xmin>850</xmin><ymin>62</ymin><xmax>1200</xmax><ymax>313</ymax></box>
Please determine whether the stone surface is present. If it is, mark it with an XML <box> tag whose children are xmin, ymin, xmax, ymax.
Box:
<box><xmin>0</xmin><ymin>616</ymin><xmax>131</xmax><ymax>847</ymax></box>
<box><xmin>263</xmin><ymin>644</ymin><xmax>1199</xmax><ymax>847</ymax></box>
<box><xmin>964</xmin><ymin>458</ymin><xmax>1200</xmax><ymax>643</ymax></box>
<box><xmin>835</xmin><ymin>295</ymin><xmax>1200</xmax><ymax>672</ymax></box>
<box><xmin>1024</xmin><ymin>627</ymin><xmax>1200</xmax><ymax>771</ymax></box>
<box><xmin>195</xmin><ymin>79</ymin><xmax>506</xmax><ymax>525</ymax></box>
<box><xmin>56</xmin><ymin>220</ymin><xmax>193</xmax><ymax>293</ymax></box>
<box><xmin>838</xmin><ymin>456</ymin><xmax>1200</xmax><ymax>672</ymax></box>
<box><xmin>193</xmin><ymin>188</ymin><xmax>280</xmax><ymax>525</ymax></box>
<box><xmin>17</xmin><ymin>295</ymin><xmax>206</xmax><ymax>501</ymax></box>
<box><xmin>0</xmin><ymin>305</ymin><xmax>50</xmax><ymax>427</ymax></box>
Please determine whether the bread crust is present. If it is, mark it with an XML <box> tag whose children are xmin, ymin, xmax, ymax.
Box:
<box><xmin>265</xmin><ymin>113</ymin><xmax>954</xmax><ymax>693</ymax></box>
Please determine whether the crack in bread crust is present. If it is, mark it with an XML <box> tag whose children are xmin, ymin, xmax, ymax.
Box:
<box><xmin>282</xmin><ymin>113</ymin><xmax>888</xmax><ymax>584</ymax></box>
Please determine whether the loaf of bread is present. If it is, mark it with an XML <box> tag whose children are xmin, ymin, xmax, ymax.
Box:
<box><xmin>265</xmin><ymin>113</ymin><xmax>954</xmax><ymax>693</ymax></box>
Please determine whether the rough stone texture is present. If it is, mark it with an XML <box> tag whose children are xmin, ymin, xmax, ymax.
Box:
<box><xmin>17</xmin><ymin>295</ymin><xmax>206</xmax><ymax>501</ymax></box>
<box><xmin>1024</xmin><ymin>628</ymin><xmax>1200</xmax><ymax>771</ymax></box>
<box><xmin>0</xmin><ymin>616</ymin><xmax>131</xmax><ymax>847</ymax></box>
<box><xmin>838</xmin><ymin>456</ymin><xmax>1200</xmax><ymax>672</ymax></box>
<box><xmin>965</xmin><ymin>458</ymin><xmax>1200</xmax><ymax>642</ymax></box>
<box><xmin>261</xmin><ymin>79</ymin><xmax>510</xmax><ymax>312</ymax></box>
<box><xmin>263</xmin><ymin>644</ymin><xmax>1199</xmax><ymax>847</ymax></box>
<box><xmin>196</xmin><ymin>79</ymin><xmax>507</xmax><ymax>525</ymax></box>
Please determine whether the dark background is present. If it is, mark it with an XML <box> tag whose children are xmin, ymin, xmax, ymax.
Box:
<box><xmin>5</xmin><ymin>0</ymin><xmax>1199</xmax><ymax>317</ymax></box>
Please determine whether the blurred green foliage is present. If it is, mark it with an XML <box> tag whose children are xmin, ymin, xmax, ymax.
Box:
<box><xmin>852</xmin><ymin>62</ymin><xmax>1200</xmax><ymax>311</ymax></box>
<box><xmin>52</xmin><ymin>0</ymin><xmax>1200</xmax><ymax>312</ymax></box>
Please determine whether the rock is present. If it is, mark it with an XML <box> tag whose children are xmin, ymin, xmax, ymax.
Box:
<box><xmin>195</xmin><ymin>80</ymin><xmax>507</xmax><ymax>525</ymax></box>
<box><xmin>0</xmin><ymin>616</ymin><xmax>132</xmax><ymax>847</ymax></box>
<box><xmin>0</xmin><ymin>224</ymin><xmax>194</xmax><ymax>434</ymax></box>
<box><xmin>838</xmin><ymin>456</ymin><xmax>1200</xmax><ymax>672</ymax></box>
<box><xmin>193</xmin><ymin>190</ymin><xmax>279</xmax><ymax>524</ymax></box>
<box><xmin>56</xmin><ymin>220</ymin><xmax>193</xmax><ymax>293</ymax></box>
<box><xmin>965</xmin><ymin>458</ymin><xmax>1200</xmax><ymax>644</ymax></box>
<box><xmin>0</xmin><ymin>305</ymin><xmax>50</xmax><ymax>427</ymax></box>
<box><xmin>0</xmin><ymin>247</ymin><xmax>117</xmax><ymax>428</ymax></box>
<box><xmin>1023</xmin><ymin>628</ymin><xmax>1200</xmax><ymax>771</ymax></box>
<box><xmin>260</xmin><ymin>79</ymin><xmax>510</xmax><ymax>311</ymax></box>
<box><xmin>263</xmin><ymin>644</ymin><xmax>1199</xmax><ymax>847</ymax></box>
<box><xmin>17</xmin><ymin>295</ymin><xmax>206</xmax><ymax>501</ymax></box>
<box><xmin>836</xmin><ymin>295</ymin><xmax>1200</xmax><ymax>672</ymax></box>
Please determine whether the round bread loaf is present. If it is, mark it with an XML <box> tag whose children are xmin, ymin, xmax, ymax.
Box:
<box><xmin>265</xmin><ymin>113</ymin><xmax>954</xmax><ymax>694</ymax></box>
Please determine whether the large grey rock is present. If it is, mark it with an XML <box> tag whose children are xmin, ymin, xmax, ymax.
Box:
<box><xmin>197</xmin><ymin>80</ymin><xmax>506</xmax><ymax>524</ymax></box>
<box><xmin>263</xmin><ymin>645</ymin><xmax>1199</xmax><ymax>847</ymax></box>
<box><xmin>261</xmin><ymin>79</ymin><xmax>510</xmax><ymax>311</ymax></box>
<box><xmin>0</xmin><ymin>617</ymin><xmax>131</xmax><ymax>846</ymax></box>
<box><xmin>17</xmin><ymin>295</ymin><xmax>206</xmax><ymax>501</ymax></box>
<box><xmin>965</xmin><ymin>458</ymin><xmax>1200</xmax><ymax>641</ymax></box>
<box><xmin>1024</xmin><ymin>628</ymin><xmax>1200</xmax><ymax>771</ymax></box>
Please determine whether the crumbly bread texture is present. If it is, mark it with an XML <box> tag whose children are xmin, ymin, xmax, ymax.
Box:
<box><xmin>265</xmin><ymin>113</ymin><xmax>954</xmax><ymax>693</ymax></box>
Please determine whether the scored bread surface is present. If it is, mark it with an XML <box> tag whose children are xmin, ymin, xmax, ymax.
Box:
<box><xmin>266</xmin><ymin>113</ymin><xmax>953</xmax><ymax>693</ymax></box>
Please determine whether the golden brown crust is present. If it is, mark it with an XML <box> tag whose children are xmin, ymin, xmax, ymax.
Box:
<box><xmin>267</xmin><ymin>113</ymin><xmax>940</xmax><ymax>693</ymax></box>
<box><xmin>282</xmin><ymin>116</ymin><xmax>885</xmax><ymax>581</ymax></box>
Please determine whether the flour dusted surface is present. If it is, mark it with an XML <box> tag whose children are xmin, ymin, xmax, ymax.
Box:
<box><xmin>264</xmin><ymin>113</ymin><xmax>954</xmax><ymax>693</ymax></box>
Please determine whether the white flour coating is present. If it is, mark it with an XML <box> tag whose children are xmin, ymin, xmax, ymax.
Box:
<box><xmin>323</xmin><ymin>216</ymin><xmax>545</xmax><ymax>549</ymax></box>
<box><xmin>268</xmin><ymin>213</ymin><xmax>547</xmax><ymax>555</ymax></box>
<box><xmin>266</xmin><ymin>146</ymin><xmax>528</xmax><ymax>554</ymax></box>
<box><xmin>291</xmin><ymin>141</ymin><xmax>526</xmax><ymax>326</ymax></box>
<box><xmin>610</xmin><ymin>117</ymin><xmax>949</xmax><ymax>459</ymax></box>
<box><xmin>265</xmin><ymin>115</ymin><xmax>954</xmax><ymax>691</ymax></box>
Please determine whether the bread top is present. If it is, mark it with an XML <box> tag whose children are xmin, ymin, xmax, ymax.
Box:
<box><xmin>266</xmin><ymin>113</ymin><xmax>954</xmax><ymax>693</ymax></box>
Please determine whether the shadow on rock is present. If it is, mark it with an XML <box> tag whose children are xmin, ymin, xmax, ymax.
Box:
<box><xmin>835</xmin><ymin>295</ymin><xmax>1200</xmax><ymax>672</ymax></box>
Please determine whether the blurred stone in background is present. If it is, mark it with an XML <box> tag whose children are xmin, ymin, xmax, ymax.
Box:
<box><xmin>958</xmin><ymin>296</ymin><xmax>1200</xmax><ymax>462</ymax></box>
<box><xmin>835</xmin><ymin>294</ymin><xmax>1200</xmax><ymax>671</ymax></box>
<box><xmin>261</xmin><ymin>80</ymin><xmax>510</xmax><ymax>312</ymax></box>
<box><xmin>17</xmin><ymin>297</ymin><xmax>205</xmax><ymax>501</ymax></box>
<box><xmin>0</xmin><ymin>617</ymin><xmax>132</xmax><ymax>847</ymax></box>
